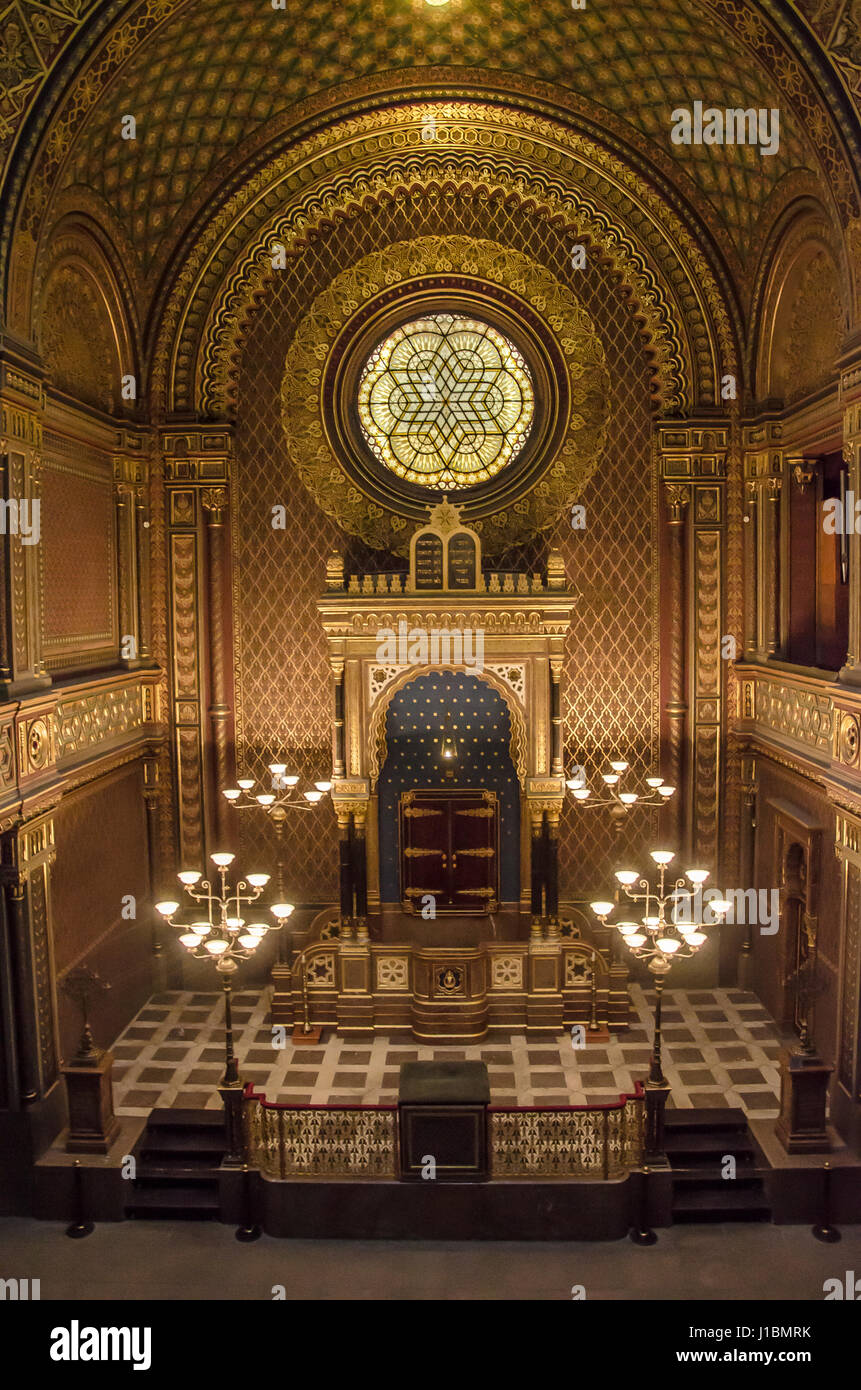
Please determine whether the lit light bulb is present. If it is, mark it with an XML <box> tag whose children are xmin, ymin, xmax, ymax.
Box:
<box><xmin>178</xmin><ymin>933</ymin><xmax>200</xmax><ymax>949</ymax></box>
<box><xmin>615</xmin><ymin>870</ymin><xmax>639</xmax><ymax>886</ymax></box>
<box><xmin>223</xmin><ymin>789</ymin><xmax>241</xmax><ymax>801</ymax></box>
<box><xmin>657</xmin><ymin>785</ymin><xmax>676</xmax><ymax>798</ymax></box>
<box><xmin>256</xmin><ymin>794</ymin><xmax>275</xmax><ymax>807</ymax></box>
<box><xmin>268</xmin><ymin>763</ymin><xmax>287</xmax><ymax>776</ymax></box>
<box><xmin>238</xmin><ymin>934</ymin><xmax>259</xmax><ymax>950</ymax></box>
<box><xmin>571</xmin><ymin>788</ymin><xmax>591</xmax><ymax>801</ymax></box>
<box><xmin>590</xmin><ymin>901</ymin><xmax>614</xmax><ymax>918</ymax></box>
<box><xmin>709</xmin><ymin>899</ymin><xmax>733</xmax><ymax>917</ymax></box>
<box><xmin>315</xmin><ymin>781</ymin><xmax>332</xmax><ymax>792</ymax></box>
<box><xmin>686</xmin><ymin>931</ymin><xmax>707</xmax><ymax>947</ymax></box>
<box><xmin>225</xmin><ymin>916</ymin><xmax>244</xmax><ymax>930</ymax></box>
<box><xmin>246</xmin><ymin>873</ymin><xmax>270</xmax><ymax>888</ymax></box>
<box><xmin>271</xmin><ymin>902</ymin><xmax>295</xmax><ymax>919</ymax></box>
<box><xmin>211</xmin><ymin>852</ymin><xmax>235</xmax><ymax>867</ymax></box>
<box><xmin>205</xmin><ymin>938</ymin><xmax>229</xmax><ymax>955</ymax></box>
<box><xmin>617</xmin><ymin>921</ymin><xmax>638</xmax><ymax>935</ymax></box>
<box><xmin>609</xmin><ymin>760</ymin><xmax>629</xmax><ymax>773</ymax></box>
<box><xmin>619</xmin><ymin>793</ymin><xmax>638</xmax><ymax>805</ymax></box>
<box><xmin>650</xmin><ymin>850</ymin><xmax>675</xmax><ymax>866</ymax></box>
<box><xmin>626</xmin><ymin>932</ymin><xmax>647</xmax><ymax>948</ymax></box>
<box><xmin>283</xmin><ymin>775</ymin><xmax>299</xmax><ymax>787</ymax></box>
<box><xmin>601</xmin><ymin>773</ymin><xmax>619</xmax><ymax>785</ymax></box>
<box><xmin>248</xmin><ymin>924</ymin><xmax>269</xmax><ymax>936</ymax></box>
<box><xmin>177</xmin><ymin>871</ymin><xmax>201</xmax><ymax>885</ymax></box>
<box><xmin>645</xmin><ymin>777</ymin><xmax>664</xmax><ymax>789</ymax></box>
<box><xmin>686</xmin><ymin>868</ymin><xmax>709</xmax><ymax>884</ymax></box>
<box><xmin>154</xmin><ymin>900</ymin><xmax>179</xmax><ymax>917</ymax></box>
<box><xmin>237</xmin><ymin>779</ymin><xmax>254</xmax><ymax>791</ymax></box>
<box><xmin>656</xmin><ymin>935</ymin><xmax>681</xmax><ymax>953</ymax></box>
<box><xmin>191</xmin><ymin>923</ymin><xmax>212</xmax><ymax>936</ymax></box>
<box><xmin>643</xmin><ymin>915</ymin><xmax>661</xmax><ymax>928</ymax></box>
<box><xmin>304</xmin><ymin>790</ymin><xmax>323</xmax><ymax>803</ymax></box>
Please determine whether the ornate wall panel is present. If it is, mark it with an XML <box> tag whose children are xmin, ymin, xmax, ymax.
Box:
<box><xmin>39</xmin><ymin>446</ymin><xmax>116</xmax><ymax>668</ymax></box>
<box><xmin>232</xmin><ymin>193</ymin><xmax>657</xmax><ymax>900</ymax></box>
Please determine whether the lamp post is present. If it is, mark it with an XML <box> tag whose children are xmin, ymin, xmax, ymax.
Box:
<box><xmin>155</xmin><ymin>852</ymin><xmax>294</xmax><ymax>1164</ymax></box>
<box><xmin>591</xmin><ymin>851</ymin><xmax>730</xmax><ymax>1160</ymax></box>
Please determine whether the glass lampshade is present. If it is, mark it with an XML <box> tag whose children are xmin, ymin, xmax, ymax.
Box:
<box><xmin>270</xmin><ymin>903</ymin><xmax>295</xmax><ymax>919</ymax></box>
<box><xmin>178</xmin><ymin>933</ymin><xmax>200</xmax><ymax>949</ymax></box>
<box><xmin>222</xmin><ymin>789</ymin><xmax>241</xmax><ymax>801</ymax></box>
<box><xmin>615</xmin><ymin>870</ymin><xmax>639</xmax><ymax>886</ymax></box>
<box><xmin>590</xmin><ymin>901</ymin><xmax>614</xmax><ymax>917</ymax></box>
<box><xmin>205</xmin><ymin>938</ymin><xmax>229</xmax><ymax>955</ymax></box>
<box><xmin>237</xmin><ymin>780</ymin><xmax>254</xmax><ymax>790</ymax></box>
<box><xmin>626</xmin><ymin>933</ymin><xmax>647</xmax><ymax>948</ymax></box>
<box><xmin>178</xmin><ymin>870</ymin><xmax>201</xmax><ymax>885</ymax></box>
<box><xmin>154</xmin><ymin>900</ymin><xmax>179</xmax><ymax>917</ymax></box>
<box><xmin>211</xmin><ymin>852</ymin><xmax>235</xmax><ymax>867</ymax></box>
<box><xmin>609</xmin><ymin>760</ymin><xmax>629</xmax><ymax>773</ymax></box>
<box><xmin>650</xmin><ymin>850</ymin><xmax>675</xmax><ymax>865</ymax></box>
<box><xmin>618</xmin><ymin>793</ymin><xmax>638</xmax><ymax>805</ymax></box>
<box><xmin>246</xmin><ymin>873</ymin><xmax>270</xmax><ymax>887</ymax></box>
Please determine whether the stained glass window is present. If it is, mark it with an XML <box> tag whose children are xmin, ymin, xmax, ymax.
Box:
<box><xmin>357</xmin><ymin>314</ymin><xmax>534</xmax><ymax>490</ymax></box>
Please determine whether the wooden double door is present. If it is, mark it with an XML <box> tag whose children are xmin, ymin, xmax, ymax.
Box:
<box><xmin>400</xmin><ymin>789</ymin><xmax>499</xmax><ymax>914</ymax></box>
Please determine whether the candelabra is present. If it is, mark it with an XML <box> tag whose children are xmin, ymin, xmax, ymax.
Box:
<box><xmin>567</xmin><ymin>758</ymin><xmax>676</xmax><ymax>811</ymax></box>
<box><xmin>155</xmin><ymin>853</ymin><xmax>294</xmax><ymax>1162</ymax></box>
<box><xmin>590</xmin><ymin>850</ymin><xmax>729</xmax><ymax>1162</ymax></box>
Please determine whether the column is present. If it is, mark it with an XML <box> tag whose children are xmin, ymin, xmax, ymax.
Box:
<box><xmin>337</xmin><ymin>809</ymin><xmax>354</xmax><ymax>939</ymax></box>
<box><xmin>113</xmin><ymin>462</ymin><xmax>143</xmax><ymax>667</ymax></box>
<box><xmin>736</xmin><ymin>755</ymin><xmax>757</xmax><ymax>989</ymax></box>
<box><xmin>142</xmin><ymin>757</ymin><xmax>167</xmax><ymax>991</ymax></box>
<box><xmin>840</xmin><ymin>392</ymin><xmax>861</xmax><ymax>685</ymax></box>
<box><xmin>333</xmin><ymin>665</ymin><xmax>346</xmax><ymax>779</ymax></box>
<box><xmin>0</xmin><ymin>368</ymin><xmax>50</xmax><ymax>697</ymax></box>
<box><xmin>0</xmin><ymin>812</ymin><xmax>59</xmax><ymax>1107</ymax></box>
<box><xmin>549</xmin><ymin>660</ymin><xmax>563</xmax><ymax>777</ymax></box>
<box><xmin>530</xmin><ymin>808</ymin><xmax>544</xmax><ymax>938</ymax></box>
<box><xmin>664</xmin><ymin>483</ymin><xmax>689</xmax><ymax>851</ymax></box>
<box><xmin>202</xmin><ymin>487</ymin><xmax>232</xmax><ymax>846</ymax></box>
<box><xmin>742</xmin><ymin>479</ymin><xmax>759</xmax><ymax>659</ymax></box>
<box><xmin>353</xmin><ymin>807</ymin><xmax>369</xmax><ymax>942</ymax></box>
<box><xmin>545</xmin><ymin>809</ymin><xmax>560</xmax><ymax>938</ymax></box>
<box><xmin>763</xmin><ymin>476</ymin><xmax>783</xmax><ymax>659</ymax></box>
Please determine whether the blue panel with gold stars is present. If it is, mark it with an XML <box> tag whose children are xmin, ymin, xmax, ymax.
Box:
<box><xmin>378</xmin><ymin>672</ymin><xmax>519</xmax><ymax>902</ymax></box>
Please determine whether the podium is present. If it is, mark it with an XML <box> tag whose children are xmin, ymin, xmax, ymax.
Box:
<box><xmin>398</xmin><ymin>1061</ymin><xmax>490</xmax><ymax>1180</ymax></box>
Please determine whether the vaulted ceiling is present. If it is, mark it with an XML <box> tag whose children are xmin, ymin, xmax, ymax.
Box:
<box><xmin>2</xmin><ymin>0</ymin><xmax>860</xmax><ymax>386</ymax></box>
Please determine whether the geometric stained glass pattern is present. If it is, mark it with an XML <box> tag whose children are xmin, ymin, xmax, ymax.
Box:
<box><xmin>357</xmin><ymin>314</ymin><xmax>533</xmax><ymax>490</ymax></box>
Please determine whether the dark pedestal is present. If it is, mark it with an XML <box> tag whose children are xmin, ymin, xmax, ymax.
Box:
<box><xmin>775</xmin><ymin>1048</ymin><xmax>832</xmax><ymax>1154</ymax></box>
<box><xmin>63</xmin><ymin>1052</ymin><xmax>120</xmax><ymax>1154</ymax></box>
<box><xmin>399</xmin><ymin>1061</ymin><xmax>489</xmax><ymax>1181</ymax></box>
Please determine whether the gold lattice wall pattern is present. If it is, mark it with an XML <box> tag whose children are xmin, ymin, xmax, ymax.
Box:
<box><xmin>233</xmin><ymin>193</ymin><xmax>658</xmax><ymax>900</ymax></box>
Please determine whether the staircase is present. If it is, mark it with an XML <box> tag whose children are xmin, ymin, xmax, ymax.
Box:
<box><xmin>126</xmin><ymin>1109</ymin><xmax>225</xmax><ymax>1221</ymax></box>
<box><xmin>665</xmin><ymin>1108</ymin><xmax>771</xmax><ymax>1224</ymax></box>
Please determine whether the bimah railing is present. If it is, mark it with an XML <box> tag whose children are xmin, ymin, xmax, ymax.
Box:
<box><xmin>243</xmin><ymin>1083</ymin><xmax>644</xmax><ymax>1179</ymax></box>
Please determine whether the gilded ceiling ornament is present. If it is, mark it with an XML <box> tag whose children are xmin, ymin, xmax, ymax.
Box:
<box><xmin>280</xmin><ymin>235</ymin><xmax>610</xmax><ymax>555</ymax></box>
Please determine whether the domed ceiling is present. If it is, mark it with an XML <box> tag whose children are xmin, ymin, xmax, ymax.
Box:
<box><xmin>54</xmin><ymin>0</ymin><xmax>819</xmax><ymax>259</ymax></box>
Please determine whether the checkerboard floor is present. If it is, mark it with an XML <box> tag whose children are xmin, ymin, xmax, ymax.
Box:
<box><xmin>110</xmin><ymin>986</ymin><xmax>787</xmax><ymax>1119</ymax></box>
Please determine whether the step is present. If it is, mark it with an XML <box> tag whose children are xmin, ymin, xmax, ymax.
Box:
<box><xmin>141</xmin><ymin>1130</ymin><xmax>226</xmax><ymax>1157</ymax></box>
<box><xmin>665</xmin><ymin>1130</ymin><xmax>757</xmax><ymax>1156</ymax></box>
<box><xmin>673</xmin><ymin>1185</ymin><xmax>770</xmax><ymax>1216</ymax></box>
<box><xmin>665</xmin><ymin>1107</ymin><xmax>748</xmax><ymax>1131</ymax></box>
<box><xmin>146</xmin><ymin>1108</ymin><xmax>224</xmax><ymax>1129</ymax></box>
<box><xmin>126</xmin><ymin>1184</ymin><xmax>220</xmax><ymax>1219</ymax></box>
<box><xmin>671</xmin><ymin>1167</ymin><xmax>763</xmax><ymax>1186</ymax></box>
<box><xmin>134</xmin><ymin>1163</ymin><xmax>222</xmax><ymax>1181</ymax></box>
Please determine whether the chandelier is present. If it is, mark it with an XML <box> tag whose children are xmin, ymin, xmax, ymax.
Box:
<box><xmin>567</xmin><ymin>758</ymin><xmax>675</xmax><ymax>810</ymax></box>
<box><xmin>223</xmin><ymin>765</ymin><xmax>332</xmax><ymax>812</ymax></box>
<box><xmin>154</xmin><ymin>852</ymin><xmax>295</xmax><ymax>973</ymax></box>
<box><xmin>590</xmin><ymin>851</ymin><xmax>730</xmax><ymax>974</ymax></box>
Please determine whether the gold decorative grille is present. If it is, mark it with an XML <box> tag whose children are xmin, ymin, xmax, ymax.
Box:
<box><xmin>489</xmin><ymin>1093</ymin><xmax>644</xmax><ymax>1178</ymax></box>
<box><xmin>244</xmin><ymin>1097</ymin><xmax>398</xmax><ymax>1178</ymax></box>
